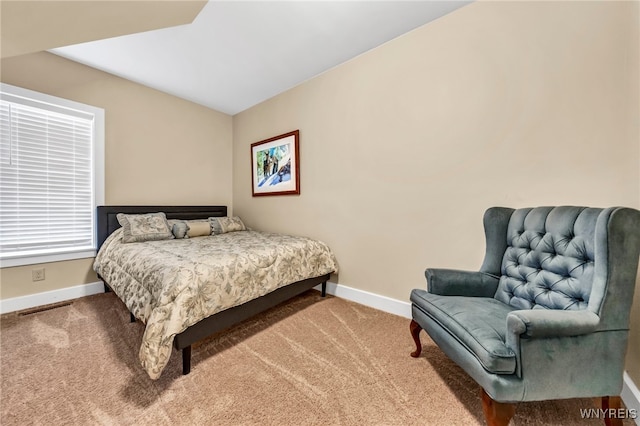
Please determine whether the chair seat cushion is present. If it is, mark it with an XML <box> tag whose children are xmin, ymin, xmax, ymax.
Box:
<box><xmin>411</xmin><ymin>289</ymin><xmax>518</xmax><ymax>374</ymax></box>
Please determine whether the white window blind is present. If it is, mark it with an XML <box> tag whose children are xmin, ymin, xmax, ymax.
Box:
<box><xmin>0</xmin><ymin>84</ymin><xmax>104</xmax><ymax>267</ymax></box>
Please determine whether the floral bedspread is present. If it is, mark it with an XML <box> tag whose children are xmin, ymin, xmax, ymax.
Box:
<box><xmin>94</xmin><ymin>229</ymin><xmax>338</xmax><ymax>379</ymax></box>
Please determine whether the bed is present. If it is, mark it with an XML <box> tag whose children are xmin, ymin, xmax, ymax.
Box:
<box><xmin>94</xmin><ymin>205</ymin><xmax>337</xmax><ymax>379</ymax></box>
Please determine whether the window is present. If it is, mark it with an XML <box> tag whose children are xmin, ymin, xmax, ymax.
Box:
<box><xmin>0</xmin><ymin>83</ymin><xmax>104</xmax><ymax>267</ymax></box>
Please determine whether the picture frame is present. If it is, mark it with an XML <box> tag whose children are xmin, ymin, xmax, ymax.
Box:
<box><xmin>251</xmin><ymin>130</ymin><xmax>300</xmax><ymax>197</ymax></box>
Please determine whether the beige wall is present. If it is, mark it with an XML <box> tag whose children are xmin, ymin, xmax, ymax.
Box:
<box><xmin>0</xmin><ymin>52</ymin><xmax>233</xmax><ymax>299</ymax></box>
<box><xmin>1</xmin><ymin>1</ymin><xmax>207</xmax><ymax>59</ymax></box>
<box><xmin>2</xmin><ymin>0</ymin><xmax>639</xmax><ymax>391</ymax></box>
<box><xmin>628</xmin><ymin>0</ymin><xmax>640</xmax><ymax>388</ymax></box>
<box><xmin>233</xmin><ymin>2</ymin><xmax>640</xmax><ymax>382</ymax></box>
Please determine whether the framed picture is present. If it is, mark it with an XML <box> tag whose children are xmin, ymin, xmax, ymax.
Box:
<box><xmin>251</xmin><ymin>130</ymin><xmax>300</xmax><ymax>197</ymax></box>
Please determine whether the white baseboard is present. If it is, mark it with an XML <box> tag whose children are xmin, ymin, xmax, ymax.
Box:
<box><xmin>622</xmin><ymin>372</ymin><xmax>640</xmax><ymax>425</ymax></box>
<box><xmin>0</xmin><ymin>281</ymin><xmax>104</xmax><ymax>314</ymax></box>
<box><xmin>5</xmin><ymin>280</ymin><xmax>407</xmax><ymax>317</ymax></box>
<box><xmin>315</xmin><ymin>281</ymin><xmax>412</xmax><ymax>319</ymax></box>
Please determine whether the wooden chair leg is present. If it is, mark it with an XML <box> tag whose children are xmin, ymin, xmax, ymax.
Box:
<box><xmin>602</xmin><ymin>396</ymin><xmax>623</xmax><ymax>426</ymax></box>
<box><xmin>481</xmin><ymin>388</ymin><xmax>516</xmax><ymax>426</ymax></box>
<box><xmin>409</xmin><ymin>320</ymin><xmax>422</xmax><ymax>357</ymax></box>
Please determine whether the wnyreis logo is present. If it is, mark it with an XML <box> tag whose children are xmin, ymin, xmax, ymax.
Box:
<box><xmin>580</xmin><ymin>408</ymin><xmax>638</xmax><ymax>420</ymax></box>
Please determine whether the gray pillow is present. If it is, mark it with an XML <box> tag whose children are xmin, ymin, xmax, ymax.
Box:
<box><xmin>171</xmin><ymin>221</ymin><xmax>190</xmax><ymax>239</ymax></box>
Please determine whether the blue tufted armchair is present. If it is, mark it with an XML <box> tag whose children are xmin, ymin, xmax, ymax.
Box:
<box><xmin>410</xmin><ymin>206</ymin><xmax>640</xmax><ymax>426</ymax></box>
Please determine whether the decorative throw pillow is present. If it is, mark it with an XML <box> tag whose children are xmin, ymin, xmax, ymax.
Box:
<box><xmin>117</xmin><ymin>212</ymin><xmax>174</xmax><ymax>243</ymax></box>
<box><xmin>186</xmin><ymin>221</ymin><xmax>211</xmax><ymax>238</ymax></box>
<box><xmin>171</xmin><ymin>221</ymin><xmax>189</xmax><ymax>239</ymax></box>
<box><xmin>209</xmin><ymin>216</ymin><xmax>247</xmax><ymax>235</ymax></box>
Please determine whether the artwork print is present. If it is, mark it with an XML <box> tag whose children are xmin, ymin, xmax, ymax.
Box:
<box><xmin>251</xmin><ymin>130</ymin><xmax>300</xmax><ymax>196</ymax></box>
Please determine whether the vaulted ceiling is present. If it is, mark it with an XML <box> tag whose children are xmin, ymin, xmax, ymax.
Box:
<box><xmin>3</xmin><ymin>1</ymin><xmax>471</xmax><ymax>115</ymax></box>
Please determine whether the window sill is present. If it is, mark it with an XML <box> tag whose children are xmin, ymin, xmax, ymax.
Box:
<box><xmin>0</xmin><ymin>250</ymin><xmax>97</xmax><ymax>268</ymax></box>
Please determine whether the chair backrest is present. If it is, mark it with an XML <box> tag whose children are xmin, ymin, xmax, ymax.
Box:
<box><xmin>491</xmin><ymin>207</ymin><xmax>640</xmax><ymax>327</ymax></box>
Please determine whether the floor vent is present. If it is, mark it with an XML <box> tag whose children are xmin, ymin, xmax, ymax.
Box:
<box><xmin>18</xmin><ymin>302</ymin><xmax>73</xmax><ymax>316</ymax></box>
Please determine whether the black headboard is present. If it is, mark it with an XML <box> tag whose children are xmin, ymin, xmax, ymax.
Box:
<box><xmin>96</xmin><ymin>205</ymin><xmax>228</xmax><ymax>250</ymax></box>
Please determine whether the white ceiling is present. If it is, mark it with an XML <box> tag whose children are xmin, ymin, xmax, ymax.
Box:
<box><xmin>51</xmin><ymin>1</ymin><xmax>471</xmax><ymax>116</ymax></box>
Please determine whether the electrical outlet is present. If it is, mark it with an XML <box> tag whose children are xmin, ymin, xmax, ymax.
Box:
<box><xmin>32</xmin><ymin>268</ymin><xmax>45</xmax><ymax>281</ymax></box>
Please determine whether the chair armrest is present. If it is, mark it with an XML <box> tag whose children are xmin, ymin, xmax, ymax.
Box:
<box><xmin>507</xmin><ymin>309</ymin><xmax>600</xmax><ymax>338</ymax></box>
<box><xmin>425</xmin><ymin>268</ymin><xmax>500</xmax><ymax>297</ymax></box>
<box><xmin>505</xmin><ymin>309</ymin><xmax>602</xmax><ymax>379</ymax></box>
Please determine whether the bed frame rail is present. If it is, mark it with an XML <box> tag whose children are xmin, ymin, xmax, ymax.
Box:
<box><xmin>174</xmin><ymin>274</ymin><xmax>330</xmax><ymax>375</ymax></box>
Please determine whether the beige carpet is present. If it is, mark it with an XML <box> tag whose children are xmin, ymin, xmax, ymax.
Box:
<box><xmin>0</xmin><ymin>291</ymin><xmax>632</xmax><ymax>425</ymax></box>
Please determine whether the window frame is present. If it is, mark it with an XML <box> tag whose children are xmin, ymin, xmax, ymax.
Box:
<box><xmin>0</xmin><ymin>83</ymin><xmax>105</xmax><ymax>268</ymax></box>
